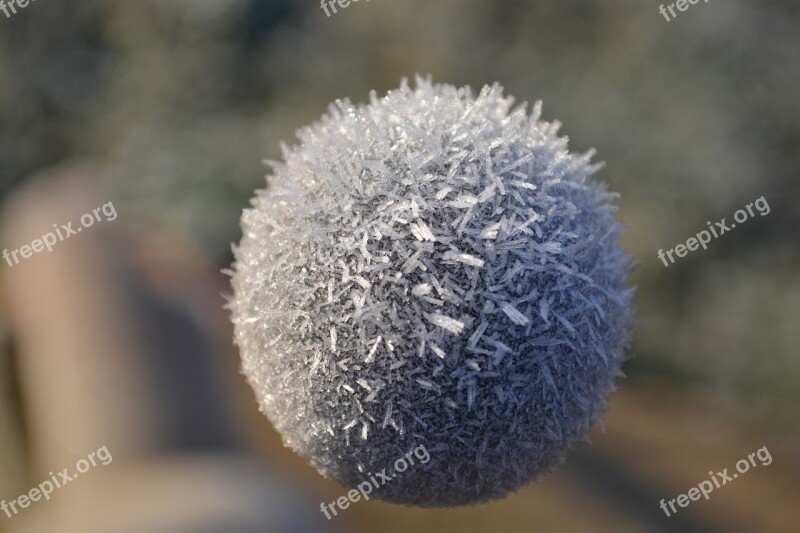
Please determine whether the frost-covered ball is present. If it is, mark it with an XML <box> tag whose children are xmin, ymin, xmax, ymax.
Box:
<box><xmin>229</xmin><ymin>78</ymin><xmax>633</xmax><ymax>507</ymax></box>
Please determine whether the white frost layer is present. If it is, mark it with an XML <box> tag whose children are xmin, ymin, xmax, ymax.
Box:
<box><xmin>229</xmin><ymin>77</ymin><xmax>633</xmax><ymax>507</ymax></box>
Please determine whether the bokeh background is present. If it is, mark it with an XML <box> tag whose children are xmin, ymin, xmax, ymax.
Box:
<box><xmin>1</xmin><ymin>0</ymin><xmax>798</xmax><ymax>532</ymax></box>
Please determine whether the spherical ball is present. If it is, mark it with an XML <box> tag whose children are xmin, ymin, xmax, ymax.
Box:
<box><xmin>229</xmin><ymin>78</ymin><xmax>633</xmax><ymax>507</ymax></box>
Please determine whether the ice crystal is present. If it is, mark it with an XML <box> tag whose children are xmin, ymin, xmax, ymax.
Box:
<box><xmin>229</xmin><ymin>77</ymin><xmax>634</xmax><ymax>507</ymax></box>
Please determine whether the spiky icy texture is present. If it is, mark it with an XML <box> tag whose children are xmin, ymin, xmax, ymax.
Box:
<box><xmin>229</xmin><ymin>78</ymin><xmax>633</xmax><ymax>507</ymax></box>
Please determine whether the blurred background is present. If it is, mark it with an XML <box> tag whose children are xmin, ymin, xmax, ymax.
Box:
<box><xmin>0</xmin><ymin>0</ymin><xmax>798</xmax><ymax>532</ymax></box>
